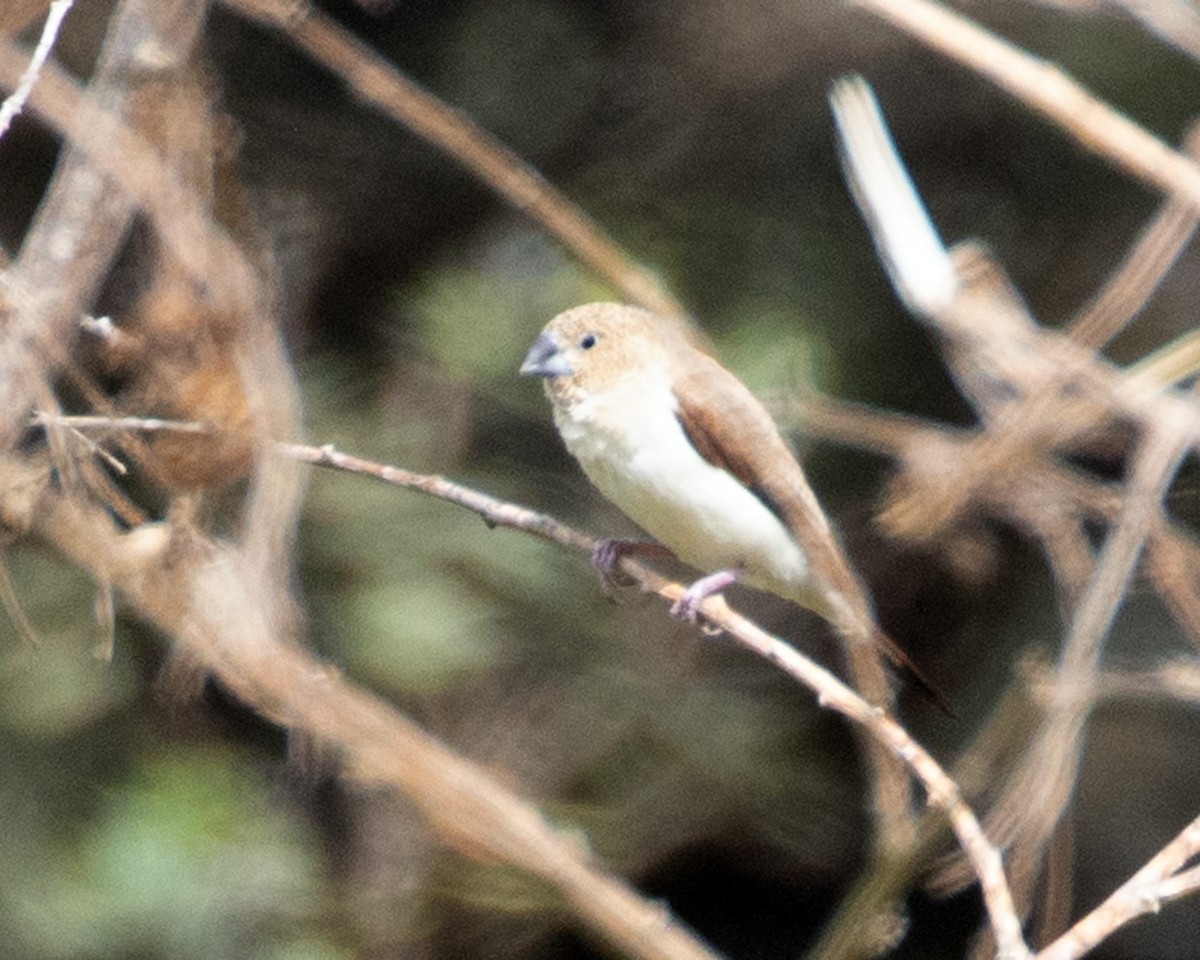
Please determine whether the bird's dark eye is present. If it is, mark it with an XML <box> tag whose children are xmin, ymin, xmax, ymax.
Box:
<box><xmin>580</xmin><ymin>333</ymin><xmax>598</xmax><ymax>350</ymax></box>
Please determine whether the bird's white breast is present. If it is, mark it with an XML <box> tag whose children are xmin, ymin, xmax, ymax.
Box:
<box><xmin>553</xmin><ymin>369</ymin><xmax>810</xmax><ymax>595</ymax></box>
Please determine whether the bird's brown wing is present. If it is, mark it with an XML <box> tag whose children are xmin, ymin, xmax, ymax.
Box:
<box><xmin>670</xmin><ymin>352</ymin><xmax>841</xmax><ymax>574</ymax></box>
<box><xmin>671</xmin><ymin>358</ymin><xmax>862</xmax><ymax>617</ymax></box>
<box><xmin>673</xmin><ymin>354</ymin><xmax>950</xmax><ymax>711</ymax></box>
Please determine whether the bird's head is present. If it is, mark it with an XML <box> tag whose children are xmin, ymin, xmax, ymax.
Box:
<box><xmin>519</xmin><ymin>302</ymin><xmax>678</xmax><ymax>403</ymax></box>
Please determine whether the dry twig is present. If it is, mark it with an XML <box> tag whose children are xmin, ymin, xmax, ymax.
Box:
<box><xmin>1036</xmin><ymin>812</ymin><xmax>1200</xmax><ymax>960</ymax></box>
<box><xmin>826</xmin><ymin>68</ymin><xmax>1200</xmax><ymax>956</ymax></box>
<box><xmin>220</xmin><ymin>0</ymin><xmax>686</xmax><ymax>321</ymax></box>
<box><xmin>277</xmin><ymin>441</ymin><xmax>1031</xmax><ymax>960</ymax></box>
<box><xmin>0</xmin><ymin>453</ymin><xmax>723</xmax><ymax>960</ymax></box>
<box><xmin>1067</xmin><ymin>123</ymin><xmax>1200</xmax><ymax>348</ymax></box>
<box><xmin>851</xmin><ymin>0</ymin><xmax>1200</xmax><ymax>211</ymax></box>
<box><xmin>0</xmin><ymin>0</ymin><xmax>71</xmax><ymax>140</ymax></box>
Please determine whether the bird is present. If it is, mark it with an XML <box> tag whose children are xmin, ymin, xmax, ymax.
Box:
<box><xmin>520</xmin><ymin>301</ymin><xmax>938</xmax><ymax>703</ymax></box>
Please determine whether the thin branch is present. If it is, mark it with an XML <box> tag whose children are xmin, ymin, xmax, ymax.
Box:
<box><xmin>1126</xmin><ymin>327</ymin><xmax>1200</xmax><ymax>394</ymax></box>
<box><xmin>4</xmin><ymin>455</ymin><xmax>724</xmax><ymax>960</ymax></box>
<box><xmin>1108</xmin><ymin>0</ymin><xmax>1200</xmax><ymax>62</ymax></box>
<box><xmin>278</xmin><ymin>441</ymin><xmax>1031</xmax><ymax>960</ymax></box>
<box><xmin>219</xmin><ymin>0</ymin><xmax>687</xmax><ymax>321</ymax></box>
<box><xmin>982</xmin><ymin>422</ymin><xmax>1191</xmax><ymax>895</ymax></box>
<box><xmin>1036</xmin><ymin>812</ymin><xmax>1200</xmax><ymax>960</ymax></box>
<box><xmin>0</xmin><ymin>12</ymin><xmax>305</xmax><ymax>583</ymax></box>
<box><xmin>1067</xmin><ymin>122</ymin><xmax>1200</xmax><ymax>348</ymax></box>
<box><xmin>0</xmin><ymin>35</ymin><xmax>261</xmax><ymax>317</ymax></box>
<box><xmin>0</xmin><ymin>0</ymin><xmax>71</xmax><ymax>140</ymax></box>
<box><xmin>1090</xmin><ymin>659</ymin><xmax>1200</xmax><ymax>704</ymax></box>
<box><xmin>851</xmin><ymin>0</ymin><xmax>1200</xmax><ymax>212</ymax></box>
<box><xmin>31</xmin><ymin>413</ymin><xmax>215</xmax><ymax>435</ymax></box>
<box><xmin>830</xmin><ymin>75</ymin><xmax>958</xmax><ymax>317</ymax></box>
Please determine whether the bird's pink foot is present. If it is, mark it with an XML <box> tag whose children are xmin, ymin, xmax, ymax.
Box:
<box><xmin>670</xmin><ymin>569</ymin><xmax>741</xmax><ymax>622</ymax></box>
<box><xmin>590</xmin><ymin>539</ymin><xmax>672</xmax><ymax>595</ymax></box>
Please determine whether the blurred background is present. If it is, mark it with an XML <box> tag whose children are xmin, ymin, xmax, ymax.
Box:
<box><xmin>1</xmin><ymin>1</ymin><xmax>1199</xmax><ymax>958</ymax></box>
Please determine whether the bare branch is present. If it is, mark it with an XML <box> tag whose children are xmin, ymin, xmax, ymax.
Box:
<box><xmin>821</xmin><ymin>65</ymin><xmax>1200</xmax><ymax>952</ymax></box>
<box><xmin>830</xmin><ymin>75</ymin><xmax>958</xmax><ymax>317</ymax></box>
<box><xmin>0</xmin><ymin>0</ymin><xmax>233</xmax><ymax>449</ymax></box>
<box><xmin>1067</xmin><ymin>123</ymin><xmax>1200</xmax><ymax>348</ymax></box>
<box><xmin>1036</xmin><ymin>812</ymin><xmax>1200</xmax><ymax>960</ymax></box>
<box><xmin>220</xmin><ymin>0</ymin><xmax>687</xmax><ymax>321</ymax></box>
<box><xmin>31</xmin><ymin>413</ymin><xmax>215</xmax><ymax>435</ymax></box>
<box><xmin>851</xmin><ymin>0</ymin><xmax>1200</xmax><ymax>211</ymax></box>
<box><xmin>3</xmin><ymin>455</ymin><xmax>724</xmax><ymax>960</ymax></box>
<box><xmin>279</xmin><ymin>441</ymin><xmax>1031</xmax><ymax>960</ymax></box>
<box><xmin>0</xmin><ymin>0</ymin><xmax>72</xmax><ymax>140</ymax></box>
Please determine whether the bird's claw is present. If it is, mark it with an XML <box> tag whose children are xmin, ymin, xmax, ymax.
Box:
<box><xmin>669</xmin><ymin>590</ymin><xmax>704</xmax><ymax>623</ymax></box>
<box><xmin>670</xmin><ymin>568</ymin><xmax>740</xmax><ymax>625</ymax></box>
<box><xmin>591</xmin><ymin>539</ymin><xmax>638</xmax><ymax>596</ymax></box>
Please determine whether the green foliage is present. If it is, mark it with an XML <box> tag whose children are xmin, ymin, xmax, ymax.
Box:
<box><xmin>5</xmin><ymin>745</ymin><xmax>340</xmax><ymax>960</ymax></box>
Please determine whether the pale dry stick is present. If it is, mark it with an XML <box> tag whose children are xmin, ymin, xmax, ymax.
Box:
<box><xmin>830</xmin><ymin>75</ymin><xmax>1114</xmax><ymax>583</ymax></box>
<box><xmin>832</xmin><ymin>80</ymin><xmax>1080</xmax><ymax>464</ymax></box>
<box><xmin>794</xmin><ymin>392</ymin><xmax>1199</xmax><ymax>905</ymax></box>
<box><xmin>1108</xmin><ymin>0</ymin><xmax>1200</xmax><ymax>61</ymax></box>
<box><xmin>0</xmin><ymin>17</ymin><xmax>305</xmax><ymax>575</ymax></box>
<box><xmin>897</xmin><ymin>239</ymin><xmax>1200</xmax><ymax>533</ymax></box>
<box><xmin>786</xmin><ymin>394</ymin><xmax>1200</xmax><ymax>950</ymax></box>
<box><xmin>791</xmin><ymin>403</ymin><xmax>1084</xmax><ymax>960</ymax></box>
<box><xmin>787</xmin><ymin>389</ymin><xmax>1200</xmax><ymax>957</ymax></box>
<box><xmin>0</xmin><ymin>0</ymin><xmax>71</xmax><ymax>139</ymax></box>
<box><xmin>704</xmin><ymin>600</ymin><xmax>1029</xmax><ymax>960</ymax></box>
<box><xmin>220</xmin><ymin>0</ymin><xmax>685</xmax><ymax>321</ymax></box>
<box><xmin>832</xmin><ymin>78</ymin><xmax>1132</xmax><ymax>619</ymax></box>
<box><xmin>832</xmin><ymin>76</ymin><xmax>1200</xmax><ymax>541</ymax></box>
<box><xmin>1084</xmin><ymin>659</ymin><xmax>1200</xmax><ymax>704</ymax></box>
<box><xmin>0</xmin><ymin>103</ymin><xmax>129</xmax><ymax>444</ymax></box>
<box><xmin>830</xmin><ymin>76</ymin><xmax>958</xmax><ymax>317</ymax></box>
<box><xmin>787</xmin><ymin>395</ymin><xmax>1101</xmax><ymax>591</ymax></box>
<box><xmin>1067</xmin><ymin>123</ymin><xmax>1200</xmax><ymax>348</ymax></box>
<box><xmin>1125</xmin><ymin>327</ymin><xmax>1200</xmax><ymax>395</ymax></box>
<box><xmin>1036</xmin><ymin>811</ymin><xmax>1200</xmax><ymax>960</ymax></box>
<box><xmin>1022</xmin><ymin>0</ymin><xmax>1200</xmax><ymax>61</ymax></box>
<box><xmin>811</xmin><ymin>692</ymin><xmax>1045</xmax><ymax>960</ymax></box>
<box><xmin>830</xmin><ymin>84</ymin><xmax>1200</xmax><ymax>650</ymax></box>
<box><xmin>1</xmin><ymin>464</ymin><xmax>721</xmax><ymax>960</ymax></box>
<box><xmin>278</xmin><ymin>441</ymin><xmax>1031</xmax><ymax>960</ymax></box>
<box><xmin>850</xmin><ymin>0</ymin><xmax>1200</xmax><ymax>211</ymax></box>
<box><xmin>30</xmin><ymin>413</ymin><xmax>215</xmax><ymax>435</ymax></box>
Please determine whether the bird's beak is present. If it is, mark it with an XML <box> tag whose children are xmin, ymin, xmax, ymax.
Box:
<box><xmin>520</xmin><ymin>332</ymin><xmax>572</xmax><ymax>378</ymax></box>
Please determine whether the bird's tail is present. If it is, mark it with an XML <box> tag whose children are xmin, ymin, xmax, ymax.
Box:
<box><xmin>868</xmin><ymin>624</ymin><xmax>954</xmax><ymax>716</ymax></box>
<box><xmin>820</xmin><ymin>588</ymin><xmax>953</xmax><ymax>716</ymax></box>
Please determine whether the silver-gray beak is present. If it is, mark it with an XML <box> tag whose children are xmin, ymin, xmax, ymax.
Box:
<box><xmin>520</xmin><ymin>332</ymin><xmax>572</xmax><ymax>378</ymax></box>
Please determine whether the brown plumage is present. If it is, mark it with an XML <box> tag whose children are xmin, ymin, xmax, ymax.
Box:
<box><xmin>522</xmin><ymin>302</ymin><xmax>941</xmax><ymax>705</ymax></box>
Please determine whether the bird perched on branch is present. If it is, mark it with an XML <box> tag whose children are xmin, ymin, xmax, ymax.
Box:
<box><xmin>521</xmin><ymin>302</ymin><xmax>938</xmax><ymax>703</ymax></box>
